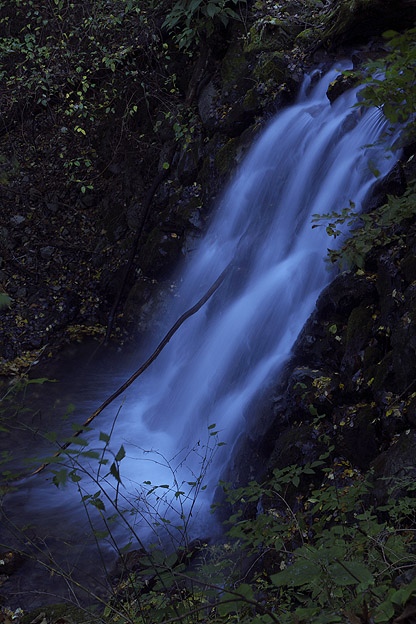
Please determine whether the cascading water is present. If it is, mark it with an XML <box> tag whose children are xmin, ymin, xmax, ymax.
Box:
<box><xmin>1</xmin><ymin>63</ymin><xmax>400</xmax><ymax>606</ymax></box>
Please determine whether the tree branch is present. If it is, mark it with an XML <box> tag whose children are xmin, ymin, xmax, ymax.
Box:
<box><xmin>31</xmin><ymin>259</ymin><xmax>233</xmax><ymax>475</ymax></box>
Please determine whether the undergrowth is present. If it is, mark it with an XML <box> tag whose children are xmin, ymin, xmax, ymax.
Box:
<box><xmin>1</xmin><ymin>380</ymin><xmax>416</xmax><ymax>624</ymax></box>
<box><xmin>311</xmin><ymin>177</ymin><xmax>416</xmax><ymax>269</ymax></box>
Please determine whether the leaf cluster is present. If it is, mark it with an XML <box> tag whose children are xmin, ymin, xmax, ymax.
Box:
<box><xmin>346</xmin><ymin>28</ymin><xmax>416</xmax><ymax>143</ymax></box>
<box><xmin>312</xmin><ymin>178</ymin><xmax>416</xmax><ymax>269</ymax></box>
<box><xmin>0</xmin><ymin>0</ymin><xmax>232</xmax><ymax>193</ymax></box>
<box><xmin>163</xmin><ymin>0</ymin><xmax>246</xmax><ymax>50</ymax></box>
<box><xmin>2</xmin><ymin>388</ymin><xmax>416</xmax><ymax>624</ymax></box>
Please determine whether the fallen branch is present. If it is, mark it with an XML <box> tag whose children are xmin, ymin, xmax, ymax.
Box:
<box><xmin>31</xmin><ymin>259</ymin><xmax>234</xmax><ymax>475</ymax></box>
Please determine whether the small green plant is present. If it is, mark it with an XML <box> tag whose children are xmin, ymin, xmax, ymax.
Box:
<box><xmin>220</xmin><ymin>456</ymin><xmax>416</xmax><ymax>623</ymax></box>
<box><xmin>347</xmin><ymin>28</ymin><xmax>416</xmax><ymax>143</ymax></box>
<box><xmin>312</xmin><ymin>178</ymin><xmax>416</xmax><ymax>269</ymax></box>
<box><xmin>163</xmin><ymin>0</ymin><xmax>246</xmax><ymax>49</ymax></box>
<box><xmin>2</xmin><ymin>394</ymin><xmax>416</xmax><ymax>623</ymax></box>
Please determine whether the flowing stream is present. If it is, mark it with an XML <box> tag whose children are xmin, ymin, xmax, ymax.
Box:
<box><xmin>1</xmin><ymin>63</ymin><xmax>399</xmax><ymax>607</ymax></box>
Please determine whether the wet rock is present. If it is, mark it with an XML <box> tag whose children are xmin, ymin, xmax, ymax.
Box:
<box><xmin>0</xmin><ymin>228</ymin><xmax>14</xmax><ymax>251</ymax></box>
<box><xmin>372</xmin><ymin>430</ymin><xmax>416</xmax><ymax>504</ymax></box>
<box><xmin>110</xmin><ymin>547</ymin><xmax>147</xmax><ymax>581</ymax></box>
<box><xmin>123</xmin><ymin>280</ymin><xmax>168</xmax><ymax>334</ymax></box>
<box><xmin>9</xmin><ymin>215</ymin><xmax>25</xmax><ymax>227</ymax></box>
<box><xmin>376</xmin><ymin>251</ymin><xmax>403</xmax><ymax>322</ymax></box>
<box><xmin>316</xmin><ymin>272</ymin><xmax>377</xmax><ymax>317</ymax></box>
<box><xmin>126</xmin><ymin>202</ymin><xmax>141</xmax><ymax>231</ymax></box>
<box><xmin>334</xmin><ymin>404</ymin><xmax>380</xmax><ymax>470</ymax></box>
<box><xmin>40</xmin><ymin>246</ymin><xmax>54</xmax><ymax>260</ymax></box>
<box><xmin>46</xmin><ymin>202</ymin><xmax>58</xmax><ymax>213</ymax></box>
<box><xmin>198</xmin><ymin>81</ymin><xmax>219</xmax><ymax>131</ymax></box>
<box><xmin>176</xmin><ymin>138</ymin><xmax>204</xmax><ymax>185</ymax></box>
<box><xmin>326</xmin><ymin>73</ymin><xmax>356</xmax><ymax>103</ymax></box>
<box><xmin>0</xmin><ymin>551</ymin><xmax>25</xmax><ymax>576</ymax></box>
<box><xmin>323</xmin><ymin>0</ymin><xmax>416</xmax><ymax>48</ymax></box>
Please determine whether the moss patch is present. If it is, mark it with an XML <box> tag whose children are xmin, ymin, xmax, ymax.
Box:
<box><xmin>345</xmin><ymin>306</ymin><xmax>373</xmax><ymax>351</ymax></box>
<box><xmin>244</xmin><ymin>18</ymin><xmax>296</xmax><ymax>54</ymax></box>
<box><xmin>214</xmin><ymin>138</ymin><xmax>238</xmax><ymax>176</ymax></box>
<box><xmin>252</xmin><ymin>52</ymin><xmax>288</xmax><ymax>85</ymax></box>
<box><xmin>221</xmin><ymin>42</ymin><xmax>249</xmax><ymax>88</ymax></box>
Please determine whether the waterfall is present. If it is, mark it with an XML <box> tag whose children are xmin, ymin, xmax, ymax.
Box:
<box><xmin>108</xmin><ymin>62</ymin><xmax>397</xmax><ymax>510</ymax></box>
<box><xmin>1</xmin><ymin>63</ymin><xmax>399</xmax><ymax>606</ymax></box>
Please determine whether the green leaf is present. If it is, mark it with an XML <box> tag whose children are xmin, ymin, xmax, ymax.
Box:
<box><xmin>93</xmin><ymin>529</ymin><xmax>109</xmax><ymax>539</ymax></box>
<box><xmin>205</xmin><ymin>3</ymin><xmax>219</xmax><ymax>18</ymax></box>
<box><xmin>165</xmin><ymin>553</ymin><xmax>178</xmax><ymax>567</ymax></box>
<box><xmin>81</xmin><ymin>450</ymin><xmax>100</xmax><ymax>459</ymax></box>
<box><xmin>99</xmin><ymin>432</ymin><xmax>110</xmax><ymax>443</ymax></box>
<box><xmin>110</xmin><ymin>462</ymin><xmax>121</xmax><ymax>482</ymax></box>
<box><xmin>271</xmin><ymin>560</ymin><xmax>321</xmax><ymax>587</ymax></box>
<box><xmin>115</xmin><ymin>445</ymin><xmax>125</xmax><ymax>462</ymax></box>
<box><xmin>52</xmin><ymin>468</ymin><xmax>68</xmax><ymax>488</ymax></box>
<box><xmin>90</xmin><ymin>497</ymin><xmax>105</xmax><ymax>511</ymax></box>
<box><xmin>328</xmin><ymin>561</ymin><xmax>373</xmax><ymax>587</ymax></box>
<box><xmin>382</xmin><ymin>29</ymin><xmax>399</xmax><ymax>39</ymax></box>
<box><xmin>63</xmin><ymin>436</ymin><xmax>88</xmax><ymax>446</ymax></box>
<box><xmin>0</xmin><ymin>293</ymin><xmax>11</xmax><ymax>310</ymax></box>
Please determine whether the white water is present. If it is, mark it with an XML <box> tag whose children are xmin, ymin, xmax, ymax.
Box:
<box><xmin>1</xmin><ymin>64</ymin><xmax>399</xmax><ymax>604</ymax></box>
<box><xmin>108</xmin><ymin>63</ymin><xmax>397</xmax><ymax>504</ymax></box>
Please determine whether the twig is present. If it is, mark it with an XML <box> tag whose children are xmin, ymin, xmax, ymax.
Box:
<box><xmin>30</xmin><ymin>258</ymin><xmax>233</xmax><ymax>475</ymax></box>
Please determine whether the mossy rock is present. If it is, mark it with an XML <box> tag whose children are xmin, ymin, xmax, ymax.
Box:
<box><xmin>252</xmin><ymin>51</ymin><xmax>288</xmax><ymax>85</ymax></box>
<box><xmin>221</xmin><ymin>41</ymin><xmax>249</xmax><ymax>88</ymax></box>
<box><xmin>294</xmin><ymin>28</ymin><xmax>317</xmax><ymax>48</ymax></box>
<box><xmin>242</xmin><ymin>88</ymin><xmax>260</xmax><ymax>112</ymax></box>
<box><xmin>214</xmin><ymin>138</ymin><xmax>238</xmax><ymax>176</ymax></box>
<box><xmin>345</xmin><ymin>306</ymin><xmax>373</xmax><ymax>351</ymax></box>
<box><xmin>244</xmin><ymin>18</ymin><xmax>298</xmax><ymax>54</ymax></box>
<box><xmin>322</xmin><ymin>0</ymin><xmax>416</xmax><ymax>48</ymax></box>
<box><xmin>326</xmin><ymin>73</ymin><xmax>357</xmax><ymax>103</ymax></box>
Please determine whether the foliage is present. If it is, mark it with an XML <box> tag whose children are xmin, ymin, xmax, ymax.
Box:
<box><xmin>223</xmin><ymin>456</ymin><xmax>416</xmax><ymax>624</ymax></box>
<box><xmin>311</xmin><ymin>28</ymin><xmax>416</xmax><ymax>270</ymax></box>
<box><xmin>163</xmin><ymin>0</ymin><xmax>246</xmax><ymax>50</ymax></box>
<box><xmin>0</xmin><ymin>293</ymin><xmax>11</xmax><ymax>310</ymax></box>
<box><xmin>0</xmin><ymin>0</ymin><xmax>245</xmax><ymax>197</ymax></box>
<box><xmin>93</xmin><ymin>449</ymin><xmax>415</xmax><ymax>624</ymax></box>
<box><xmin>311</xmin><ymin>178</ymin><xmax>416</xmax><ymax>269</ymax></box>
<box><xmin>2</xmin><ymin>393</ymin><xmax>416</xmax><ymax>624</ymax></box>
<box><xmin>348</xmin><ymin>28</ymin><xmax>416</xmax><ymax>143</ymax></box>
